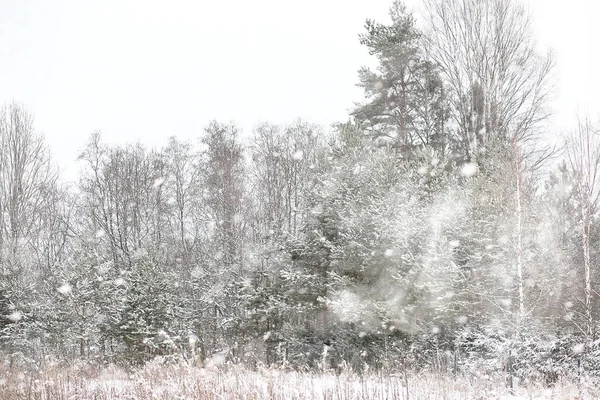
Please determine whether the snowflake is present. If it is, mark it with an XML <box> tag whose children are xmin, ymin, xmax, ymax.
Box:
<box><xmin>57</xmin><ymin>283</ymin><xmax>72</xmax><ymax>295</ymax></box>
<box><xmin>353</xmin><ymin>164</ymin><xmax>366</xmax><ymax>175</ymax></box>
<box><xmin>572</xmin><ymin>343</ymin><xmax>585</xmax><ymax>354</ymax></box>
<box><xmin>153</xmin><ymin>177</ymin><xmax>165</xmax><ymax>188</ymax></box>
<box><xmin>500</xmin><ymin>298</ymin><xmax>512</xmax><ymax>307</ymax></box>
<box><xmin>564</xmin><ymin>301</ymin><xmax>573</xmax><ymax>309</ymax></box>
<box><xmin>292</xmin><ymin>150</ymin><xmax>304</xmax><ymax>161</ymax></box>
<box><xmin>8</xmin><ymin>311</ymin><xmax>22</xmax><ymax>322</ymax></box>
<box><xmin>460</xmin><ymin>162</ymin><xmax>478</xmax><ymax>177</ymax></box>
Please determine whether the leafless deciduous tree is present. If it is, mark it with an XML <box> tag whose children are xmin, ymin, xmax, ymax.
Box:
<box><xmin>78</xmin><ymin>133</ymin><xmax>165</xmax><ymax>267</ymax></box>
<box><xmin>422</xmin><ymin>0</ymin><xmax>556</xmax><ymax>331</ymax></box>
<box><xmin>202</xmin><ymin>121</ymin><xmax>246</xmax><ymax>266</ymax></box>
<box><xmin>567</xmin><ymin>118</ymin><xmax>600</xmax><ymax>338</ymax></box>
<box><xmin>0</xmin><ymin>102</ymin><xmax>58</xmax><ymax>273</ymax></box>
<box><xmin>248</xmin><ymin>120</ymin><xmax>324</xmax><ymax>241</ymax></box>
<box><xmin>163</xmin><ymin>137</ymin><xmax>202</xmax><ymax>264</ymax></box>
<box><xmin>422</xmin><ymin>0</ymin><xmax>554</xmax><ymax>161</ymax></box>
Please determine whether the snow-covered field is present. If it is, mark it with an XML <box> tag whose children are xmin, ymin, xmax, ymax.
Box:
<box><xmin>0</xmin><ymin>359</ymin><xmax>598</xmax><ymax>399</ymax></box>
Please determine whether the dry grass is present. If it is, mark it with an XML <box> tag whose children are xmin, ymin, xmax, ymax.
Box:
<box><xmin>0</xmin><ymin>358</ymin><xmax>598</xmax><ymax>399</ymax></box>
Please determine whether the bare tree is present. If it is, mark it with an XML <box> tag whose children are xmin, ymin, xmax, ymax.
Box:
<box><xmin>0</xmin><ymin>102</ymin><xmax>58</xmax><ymax>273</ymax></box>
<box><xmin>201</xmin><ymin>121</ymin><xmax>246</xmax><ymax>266</ymax></box>
<box><xmin>28</xmin><ymin>184</ymin><xmax>75</xmax><ymax>277</ymax></box>
<box><xmin>422</xmin><ymin>0</ymin><xmax>554</xmax><ymax>161</ymax></box>
<box><xmin>163</xmin><ymin>136</ymin><xmax>202</xmax><ymax>263</ymax></box>
<box><xmin>248</xmin><ymin>120</ymin><xmax>324</xmax><ymax>242</ymax></box>
<box><xmin>567</xmin><ymin>118</ymin><xmax>600</xmax><ymax>338</ymax></box>
<box><xmin>78</xmin><ymin>133</ymin><xmax>165</xmax><ymax>267</ymax></box>
<box><xmin>422</xmin><ymin>0</ymin><xmax>555</xmax><ymax>330</ymax></box>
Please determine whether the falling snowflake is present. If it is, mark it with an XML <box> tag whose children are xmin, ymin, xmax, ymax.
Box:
<box><xmin>8</xmin><ymin>311</ymin><xmax>22</xmax><ymax>322</ymax></box>
<box><xmin>353</xmin><ymin>164</ymin><xmax>366</xmax><ymax>175</ymax></box>
<box><xmin>153</xmin><ymin>177</ymin><xmax>165</xmax><ymax>188</ymax></box>
<box><xmin>572</xmin><ymin>343</ymin><xmax>585</xmax><ymax>354</ymax></box>
<box><xmin>188</xmin><ymin>333</ymin><xmax>198</xmax><ymax>346</ymax></box>
<box><xmin>292</xmin><ymin>150</ymin><xmax>304</xmax><ymax>161</ymax></box>
<box><xmin>564</xmin><ymin>312</ymin><xmax>574</xmax><ymax>321</ymax></box>
<box><xmin>311</xmin><ymin>204</ymin><xmax>323</xmax><ymax>215</ymax></box>
<box><xmin>206</xmin><ymin>353</ymin><xmax>226</xmax><ymax>368</ymax></box>
<box><xmin>460</xmin><ymin>162</ymin><xmax>478</xmax><ymax>177</ymax></box>
<box><xmin>564</xmin><ymin>301</ymin><xmax>573</xmax><ymax>309</ymax></box>
<box><xmin>460</xmin><ymin>163</ymin><xmax>479</xmax><ymax>178</ymax></box>
<box><xmin>157</xmin><ymin>330</ymin><xmax>168</xmax><ymax>338</ymax></box>
<box><xmin>191</xmin><ymin>266</ymin><xmax>203</xmax><ymax>279</ymax></box>
<box><xmin>57</xmin><ymin>283</ymin><xmax>72</xmax><ymax>295</ymax></box>
<box><xmin>500</xmin><ymin>298</ymin><xmax>512</xmax><ymax>307</ymax></box>
<box><xmin>114</xmin><ymin>278</ymin><xmax>125</xmax><ymax>286</ymax></box>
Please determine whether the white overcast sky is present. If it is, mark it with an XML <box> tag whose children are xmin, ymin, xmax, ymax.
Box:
<box><xmin>0</xmin><ymin>0</ymin><xmax>598</xmax><ymax>181</ymax></box>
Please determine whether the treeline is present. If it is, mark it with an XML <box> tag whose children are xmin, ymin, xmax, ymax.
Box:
<box><xmin>0</xmin><ymin>0</ymin><xmax>598</xmax><ymax>381</ymax></box>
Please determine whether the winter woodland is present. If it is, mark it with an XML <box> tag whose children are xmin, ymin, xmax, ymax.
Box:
<box><xmin>1</xmin><ymin>0</ymin><xmax>599</xmax><ymax>398</ymax></box>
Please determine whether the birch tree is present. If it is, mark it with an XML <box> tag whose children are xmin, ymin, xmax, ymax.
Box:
<box><xmin>422</xmin><ymin>0</ymin><xmax>555</xmax><ymax>331</ymax></box>
<box><xmin>567</xmin><ymin>118</ymin><xmax>600</xmax><ymax>338</ymax></box>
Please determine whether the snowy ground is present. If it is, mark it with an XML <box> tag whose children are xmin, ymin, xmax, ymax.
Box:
<box><xmin>0</xmin><ymin>359</ymin><xmax>597</xmax><ymax>399</ymax></box>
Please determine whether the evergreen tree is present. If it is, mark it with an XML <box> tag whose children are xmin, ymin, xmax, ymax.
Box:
<box><xmin>353</xmin><ymin>1</ymin><xmax>450</xmax><ymax>158</ymax></box>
